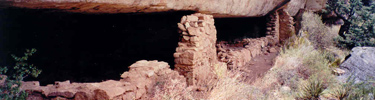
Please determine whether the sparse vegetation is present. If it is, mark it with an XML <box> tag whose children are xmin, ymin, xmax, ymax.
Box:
<box><xmin>0</xmin><ymin>48</ymin><xmax>41</xmax><ymax>100</ymax></box>
<box><xmin>249</xmin><ymin>11</ymin><xmax>346</xmax><ymax>99</ymax></box>
<box><xmin>328</xmin><ymin>77</ymin><xmax>375</xmax><ymax>100</ymax></box>
<box><xmin>210</xmin><ymin>7</ymin><xmax>373</xmax><ymax>99</ymax></box>
<box><xmin>298</xmin><ymin>78</ymin><xmax>326</xmax><ymax>100</ymax></box>
<box><xmin>209</xmin><ymin>63</ymin><xmax>262</xmax><ymax>100</ymax></box>
<box><xmin>210</xmin><ymin>10</ymin><xmax>359</xmax><ymax>100</ymax></box>
<box><xmin>209</xmin><ymin>75</ymin><xmax>258</xmax><ymax>100</ymax></box>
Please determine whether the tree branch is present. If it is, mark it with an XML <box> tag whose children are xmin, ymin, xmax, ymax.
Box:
<box><xmin>334</xmin><ymin>9</ymin><xmax>350</xmax><ymax>23</ymax></box>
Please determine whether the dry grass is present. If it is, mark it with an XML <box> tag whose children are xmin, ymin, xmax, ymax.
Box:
<box><xmin>153</xmin><ymin>78</ymin><xmax>193</xmax><ymax>100</ymax></box>
<box><xmin>301</xmin><ymin>11</ymin><xmax>337</xmax><ymax>49</ymax></box>
<box><xmin>209</xmin><ymin>63</ymin><xmax>263</xmax><ymax>100</ymax></box>
<box><xmin>208</xmin><ymin>12</ymin><xmax>348</xmax><ymax>100</ymax></box>
<box><xmin>209</xmin><ymin>74</ymin><xmax>261</xmax><ymax>100</ymax></box>
<box><xmin>159</xmin><ymin>12</ymin><xmax>348</xmax><ymax>100</ymax></box>
<box><xmin>251</xmin><ymin>12</ymin><xmax>346</xmax><ymax>99</ymax></box>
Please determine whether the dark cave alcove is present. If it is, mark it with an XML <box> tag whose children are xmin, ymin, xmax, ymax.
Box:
<box><xmin>215</xmin><ymin>16</ymin><xmax>268</xmax><ymax>42</ymax></box>
<box><xmin>0</xmin><ymin>8</ymin><xmax>195</xmax><ymax>85</ymax></box>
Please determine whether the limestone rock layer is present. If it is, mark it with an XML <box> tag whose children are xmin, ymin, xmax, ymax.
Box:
<box><xmin>1</xmin><ymin>0</ymin><xmax>326</xmax><ymax>17</ymax></box>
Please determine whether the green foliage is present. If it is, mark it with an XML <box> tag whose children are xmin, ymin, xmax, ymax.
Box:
<box><xmin>298</xmin><ymin>78</ymin><xmax>326</xmax><ymax>100</ymax></box>
<box><xmin>330</xmin><ymin>76</ymin><xmax>375</xmax><ymax>100</ymax></box>
<box><xmin>326</xmin><ymin>0</ymin><xmax>375</xmax><ymax>48</ymax></box>
<box><xmin>0</xmin><ymin>48</ymin><xmax>42</xmax><ymax>100</ymax></box>
<box><xmin>331</xmin><ymin>83</ymin><xmax>351</xmax><ymax>100</ymax></box>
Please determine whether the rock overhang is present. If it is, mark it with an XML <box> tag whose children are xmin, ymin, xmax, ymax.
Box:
<box><xmin>0</xmin><ymin>0</ymin><xmax>327</xmax><ymax>17</ymax></box>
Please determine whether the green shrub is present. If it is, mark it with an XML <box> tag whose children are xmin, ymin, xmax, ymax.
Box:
<box><xmin>298</xmin><ymin>78</ymin><xmax>326</xmax><ymax>100</ymax></box>
<box><xmin>330</xmin><ymin>76</ymin><xmax>375</xmax><ymax>100</ymax></box>
<box><xmin>300</xmin><ymin>12</ymin><xmax>335</xmax><ymax>49</ymax></box>
<box><xmin>331</xmin><ymin>84</ymin><xmax>351</xmax><ymax>100</ymax></box>
<box><xmin>0</xmin><ymin>48</ymin><xmax>42</xmax><ymax>100</ymax></box>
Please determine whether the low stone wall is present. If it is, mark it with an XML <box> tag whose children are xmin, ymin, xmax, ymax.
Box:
<box><xmin>217</xmin><ymin>10</ymin><xmax>294</xmax><ymax>69</ymax></box>
<box><xmin>217</xmin><ymin>36</ymin><xmax>277</xmax><ymax>70</ymax></box>
<box><xmin>21</xmin><ymin>60</ymin><xmax>186</xmax><ymax>100</ymax></box>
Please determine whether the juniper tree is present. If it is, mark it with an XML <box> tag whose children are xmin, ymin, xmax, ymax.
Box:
<box><xmin>325</xmin><ymin>0</ymin><xmax>375</xmax><ymax>48</ymax></box>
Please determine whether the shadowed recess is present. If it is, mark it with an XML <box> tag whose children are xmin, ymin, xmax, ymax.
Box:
<box><xmin>215</xmin><ymin>16</ymin><xmax>268</xmax><ymax>42</ymax></box>
<box><xmin>0</xmin><ymin>8</ymin><xmax>195</xmax><ymax>85</ymax></box>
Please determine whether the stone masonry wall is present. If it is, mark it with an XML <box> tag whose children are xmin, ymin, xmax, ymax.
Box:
<box><xmin>267</xmin><ymin>10</ymin><xmax>280</xmax><ymax>43</ymax></box>
<box><xmin>279</xmin><ymin>10</ymin><xmax>296</xmax><ymax>41</ymax></box>
<box><xmin>217</xmin><ymin>36</ymin><xmax>277</xmax><ymax>70</ymax></box>
<box><xmin>217</xmin><ymin>11</ymin><xmax>281</xmax><ymax>69</ymax></box>
<box><xmin>217</xmin><ymin>10</ymin><xmax>295</xmax><ymax>69</ymax></box>
<box><xmin>20</xmin><ymin>60</ymin><xmax>186</xmax><ymax>100</ymax></box>
<box><xmin>174</xmin><ymin>13</ymin><xmax>223</xmax><ymax>87</ymax></box>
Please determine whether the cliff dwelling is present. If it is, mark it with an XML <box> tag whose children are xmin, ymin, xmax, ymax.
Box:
<box><xmin>0</xmin><ymin>7</ymin><xmax>274</xmax><ymax>85</ymax></box>
<box><xmin>0</xmin><ymin>0</ymin><xmax>328</xmax><ymax>99</ymax></box>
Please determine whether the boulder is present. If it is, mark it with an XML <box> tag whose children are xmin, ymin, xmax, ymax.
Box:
<box><xmin>337</xmin><ymin>47</ymin><xmax>375</xmax><ymax>83</ymax></box>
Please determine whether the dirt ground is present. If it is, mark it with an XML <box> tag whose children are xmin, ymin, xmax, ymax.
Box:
<box><xmin>237</xmin><ymin>47</ymin><xmax>280</xmax><ymax>84</ymax></box>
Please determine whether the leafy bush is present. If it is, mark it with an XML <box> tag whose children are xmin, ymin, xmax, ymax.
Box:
<box><xmin>326</xmin><ymin>0</ymin><xmax>375</xmax><ymax>48</ymax></box>
<box><xmin>0</xmin><ymin>48</ymin><xmax>42</xmax><ymax>100</ymax></box>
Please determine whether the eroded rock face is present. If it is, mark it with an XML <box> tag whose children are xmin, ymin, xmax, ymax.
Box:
<box><xmin>20</xmin><ymin>60</ymin><xmax>186</xmax><ymax>100</ymax></box>
<box><xmin>338</xmin><ymin>47</ymin><xmax>375</xmax><ymax>83</ymax></box>
<box><xmin>1</xmin><ymin>0</ymin><xmax>326</xmax><ymax>17</ymax></box>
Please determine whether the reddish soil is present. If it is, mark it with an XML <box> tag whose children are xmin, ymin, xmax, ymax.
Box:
<box><xmin>238</xmin><ymin>47</ymin><xmax>280</xmax><ymax>84</ymax></box>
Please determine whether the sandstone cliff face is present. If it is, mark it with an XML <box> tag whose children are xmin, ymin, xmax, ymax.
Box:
<box><xmin>1</xmin><ymin>0</ymin><xmax>326</xmax><ymax>17</ymax></box>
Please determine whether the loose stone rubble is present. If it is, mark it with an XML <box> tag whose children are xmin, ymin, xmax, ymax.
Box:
<box><xmin>21</xmin><ymin>60</ymin><xmax>186</xmax><ymax>100</ymax></box>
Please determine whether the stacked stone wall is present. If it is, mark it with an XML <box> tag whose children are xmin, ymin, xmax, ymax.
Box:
<box><xmin>174</xmin><ymin>13</ymin><xmax>224</xmax><ymax>87</ymax></box>
<box><xmin>217</xmin><ymin>37</ymin><xmax>277</xmax><ymax>69</ymax></box>
<box><xmin>217</xmin><ymin>10</ymin><xmax>295</xmax><ymax>69</ymax></box>
<box><xmin>279</xmin><ymin>10</ymin><xmax>296</xmax><ymax>41</ymax></box>
<box><xmin>217</xmin><ymin>11</ymin><xmax>281</xmax><ymax>69</ymax></box>
<box><xmin>267</xmin><ymin>10</ymin><xmax>280</xmax><ymax>43</ymax></box>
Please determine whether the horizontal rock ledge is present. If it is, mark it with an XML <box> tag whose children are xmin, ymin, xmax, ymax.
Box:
<box><xmin>0</xmin><ymin>0</ymin><xmax>326</xmax><ymax>17</ymax></box>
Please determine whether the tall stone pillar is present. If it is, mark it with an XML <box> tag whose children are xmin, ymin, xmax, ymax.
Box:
<box><xmin>173</xmin><ymin>13</ymin><xmax>220</xmax><ymax>86</ymax></box>
<box><xmin>267</xmin><ymin>11</ymin><xmax>281</xmax><ymax>44</ymax></box>
<box><xmin>278</xmin><ymin>10</ymin><xmax>296</xmax><ymax>41</ymax></box>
